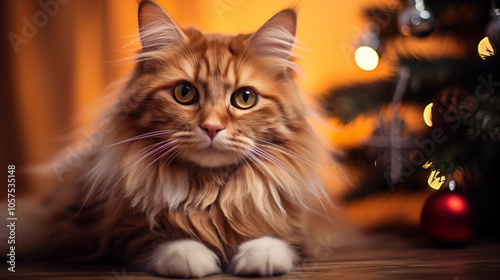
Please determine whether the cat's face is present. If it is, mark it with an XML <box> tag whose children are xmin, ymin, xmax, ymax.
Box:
<box><xmin>118</xmin><ymin>1</ymin><xmax>307</xmax><ymax>168</ymax></box>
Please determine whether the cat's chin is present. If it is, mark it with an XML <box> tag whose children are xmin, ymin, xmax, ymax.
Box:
<box><xmin>184</xmin><ymin>147</ymin><xmax>240</xmax><ymax>168</ymax></box>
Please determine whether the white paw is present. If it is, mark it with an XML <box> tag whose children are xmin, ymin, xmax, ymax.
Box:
<box><xmin>153</xmin><ymin>240</ymin><xmax>221</xmax><ymax>278</ymax></box>
<box><xmin>231</xmin><ymin>237</ymin><xmax>298</xmax><ymax>276</ymax></box>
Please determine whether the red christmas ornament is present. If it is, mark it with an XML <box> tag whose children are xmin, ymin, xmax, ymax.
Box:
<box><xmin>421</xmin><ymin>190</ymin><xmax>475</xmax><ymax>244</ymax></box>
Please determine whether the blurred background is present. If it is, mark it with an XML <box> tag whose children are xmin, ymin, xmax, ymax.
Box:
<box><xmin>1</xmin><ymin>0</ymin><xmax>392</xmax><ymax>197</ymax></box>
<box><xmin>1</xmin><ymin>0</ymin><xmax>499</xmax><ymax>241</ymax></box>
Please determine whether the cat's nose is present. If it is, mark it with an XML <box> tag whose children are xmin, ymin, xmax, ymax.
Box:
<box><xmin>201</xmin><ymin>123</ymin><xmax>225</xmax><ymax>140</ymax></box>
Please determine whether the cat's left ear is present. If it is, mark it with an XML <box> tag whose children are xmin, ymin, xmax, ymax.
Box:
<box><xmin>138</xmin><ymin>0</ymin><xmax>188</xmax><ymax>51</ymax></box>
<box><xmin>249</xmin><ymin>9</ymin><xmax>297</xmax><ymax>60</ymax></box>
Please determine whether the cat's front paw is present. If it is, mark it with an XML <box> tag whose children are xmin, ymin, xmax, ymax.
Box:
<box><xmin>153</xmin><ymin>240</ymin><xmax>221</xmax><ymax>278</ymax></box>
<box><xmin>230</xmin><ymin>237</ymin><xmax>298</xmax><ymax>277</ymax></box>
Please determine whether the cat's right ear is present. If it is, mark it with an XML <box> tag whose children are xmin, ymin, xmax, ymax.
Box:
<box><xmin>138</xmin><ymin>0</ymin><xmax>188</xmax><ymax>51</ymax></box>
<box><xmin>249</xmin><ymin>9</ymin><xmax>297</xmax><ymax>61</ymax></box>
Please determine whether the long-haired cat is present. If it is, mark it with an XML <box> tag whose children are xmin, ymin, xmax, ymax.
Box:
<box><xmin>27</xmin><ymin>0</ymin><xmax>333</xmax><ymax>277</ymax></box>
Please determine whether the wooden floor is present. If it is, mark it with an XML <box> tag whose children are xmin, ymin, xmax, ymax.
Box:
<box><xmin>2</xmin><ymin>232</ymin><xmax>499</xmax><ymax>280</ymax></box>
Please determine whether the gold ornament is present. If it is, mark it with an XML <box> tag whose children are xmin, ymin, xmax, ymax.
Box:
<box><xmin>423</xmin><ymin>103</ymin><xmax>433</xmax><ymax>127</ymax></box>
<box><xmin>478</xmin><ymin>36</ymin><xmax>495</xmax><ymax>60</ymax></box>
<box><xmin>427</xmin><ymin>169</ymin><xmax>446</xmax><ymax>190</ymax></box>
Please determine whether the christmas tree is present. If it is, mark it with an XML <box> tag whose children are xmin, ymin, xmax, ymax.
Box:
<box><xmin>324</xmin><ymin>0</ymin><xmax>500</xmax><ymax>236</ymax></box>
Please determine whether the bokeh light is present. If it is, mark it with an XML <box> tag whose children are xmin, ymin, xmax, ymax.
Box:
<box><xmin>354</xmin><ymin>46</ymin><xmax>379</xmax><ymax>71</ymax></box>
<box><xmin>478</xmin><ymin>36</ymin><xmax>495</xmax><ymax>60</ymax></box>
<box><xmin>423</xmin><ymin>103</ymin><xmax>433</xmax><ymax>127</ymax></box>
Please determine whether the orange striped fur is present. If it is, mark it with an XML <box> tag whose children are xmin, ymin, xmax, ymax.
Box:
<box><xmin>42</xmin><ymin>1</ymin><xmax>331</xmax><ymax>273</ymax></box>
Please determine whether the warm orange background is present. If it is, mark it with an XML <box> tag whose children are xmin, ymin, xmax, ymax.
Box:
<box><xmin>1</xmin><ymin>0</ymin><xmax>467</xmax><ymax>207</ymax></box>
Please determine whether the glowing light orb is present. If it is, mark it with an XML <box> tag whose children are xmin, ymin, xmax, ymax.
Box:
<box><xmin>448</xmin><ymin>196</ymin><xmax>465</xmax><ymax>212</ymax></box>
<box><xmin>449</xmin><ymin>180</ymin><xmax>456</xmax><ymax>191</ymax></box>
<box><xmin>420</xmin><ymin>10</ymin><xmax>431</xmax><ymax>20</ymax></box>
<box><xmin>478</xmin><ymin>36</ymin><xmax>495</xmax><ymax>60</ymax></box>
<box><xmin>423</xmin><ymin>102</ymin><xmax>433</xmax><ymax>127</ymax></box>
<box><xmin>354</xmin><ymin>46</ymin><xmax>379</xmax><ymax>71</ymax></box>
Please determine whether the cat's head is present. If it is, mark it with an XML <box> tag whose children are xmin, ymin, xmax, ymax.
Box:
<box><xmin>115</xmin><ymin>0</ymin><xmax>312</xmax><ymax>169</ymax></box>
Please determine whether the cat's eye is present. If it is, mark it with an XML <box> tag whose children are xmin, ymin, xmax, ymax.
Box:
<box><xmin>173</xmin><ymin>82</ymin><xmax>198</xmax><ymax>105</ymax></box>
<box><xmin>231</xmin><ymin>88</ymin><xmax>258</xmax><ymax>109</ymax></box>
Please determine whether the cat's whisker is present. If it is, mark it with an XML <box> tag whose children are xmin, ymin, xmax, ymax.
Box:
<box><xmin>252</xmin><ymin>147</ymin><xmax>336</xmax><ymax>215</ymax></box>
<box><xmin>119</xmin><ymin>142</ymin><xmax>179</xmax><ymax>208</ymax></box>
<box><xmin>231</xmin><ymin>150</ymin><xmax>249</xmax><ymax>168</ymax></box>
<box><xmin>240</xmin><ymin>154</ymin><xmax>253</xmax><ymax>169</ymax></box>
<box><xmin>46</xmin><ymin>4</ymin><xmax>348</xmax><ymax>276</ymax></box>
<box><xmin>123</xmin><ymin>139</ymin><xmax>175</xmax><ymax>172</ymax></box>
<box><xmin>257</xmin><ymin>140</ymin><xmax>349</xmax><ymax>190</ymax></box>
<box><xmin>128</xmin><ymin>141</ymin><xmax>179</xmax><ymax>188</ymax></box>
<box><xmin>255</xmin><ymin>139</ymin><xmax>337</xmax><ymax>177</ymax></box>
<box><xmin>102</xmin><ymin>130</ymin><xmax>174</xmax><ymax>150</ymax></box>
<box><xmin>143</xmin><ymin>140</ymin><xmax>177</xmax><ymax>158</ymax></box>
<box><xmin>222</xmin><ymin>144</ymin><xmax>249</xmax><ymax>169</ymax></box>
<box><xmin>120</xmin><ymin>142</ymin><xmax>177</xmax><ymax>212</ymax></box>
<box><xmin>163</xmin><ymin>146</ymin><xmax>183</xmax><ymax>167</ymax></box>
<box><xmin>253</xmin><ymin>147</ymin><xmax>319</xmax><ymax>186</ymax></box>
<box><xmin>81</xmin><ymin>139</ymin><xmax>176</xmax><ymax>209</ymax></box>
<box><xmin>223</xmin><ymin>142</ymin><xmax>256</xmax><ymax>165</ymax></box>
<box><xmin>177</xmin><ymin>149</ymin><xmax>188</xmax><ymax>165</ymax></box>
<box><xmin>245</xmin><ymin>152</ymin><xmax>288</xmax><ymax>217</ymax></box>
<box><xmin>260</xmin><ymin>149</ymin><xmax>332</xmax><ymax>180</ymax></box>
<box><xmin>249</xmin><ymin>157</ymin><xmax>289</xmax><ymax>218</ymax></box>
<box><xmin>225</xmin><ymin>142</ymin><xmax>312</xmax><ymax>194</ymax></box>
<box><xmin>82</xmin><ymin>140</ymin><xmax>169</xmax><ymax>206</ymax></box>
<box><xmin>252</xmin><ymin>147</ymin><xmax>313</xmax><ymax>194</ymax></box>
<box><xmin>245</xmin><ymin>153</ymin><xmax>269</xmax><ymax>178</ymax></box>
<box><xmin>104</xmin><ymin>140</ymin><xmax>176</xmax><ymax>200</ymax></box>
